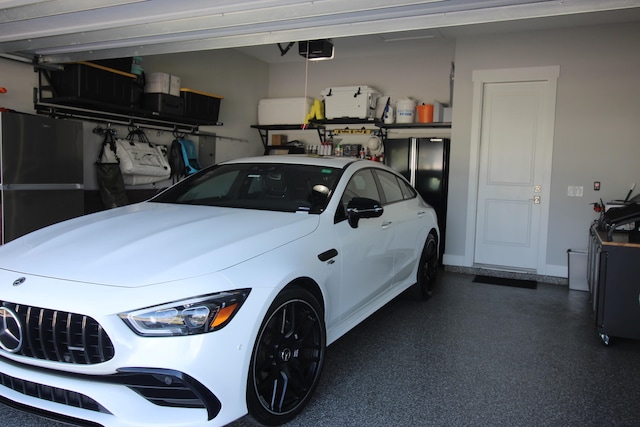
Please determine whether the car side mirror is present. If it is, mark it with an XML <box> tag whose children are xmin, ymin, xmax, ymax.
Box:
<box><xmin>346</xmin><ymin>197</ymin><xmax>383</xmax><ymax>228</ymax></box>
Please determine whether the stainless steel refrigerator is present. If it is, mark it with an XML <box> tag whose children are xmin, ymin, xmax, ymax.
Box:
<box><xmin>0</xmin><ymin>112</ymin><xmax>84</xmax><ymax>244</ymax></box>
<box><xmin>384</xmin><ymin>137</ymin><xmax>450</xmax><ymax>257</ymax></box>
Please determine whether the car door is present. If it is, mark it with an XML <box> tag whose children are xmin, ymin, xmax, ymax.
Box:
<box><xmin>374</xmin><ymin>169</ymin><xmax>423</xmax><ymax>285</ymax></box>
<box><xmin>334</xmin><ymin>168</ymin><xmax>396</xmax><ymax>322</ymax></box>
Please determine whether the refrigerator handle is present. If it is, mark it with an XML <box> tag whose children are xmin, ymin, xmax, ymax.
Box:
<box><xmin>409</xmin><ymin>137</ymin><xmax>417</xmax><ymax>186</ymax></box>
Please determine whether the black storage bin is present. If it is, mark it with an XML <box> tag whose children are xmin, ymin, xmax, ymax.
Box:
<box><xmin>39</xmin><ymin>61</ymin><xmax>142</xmax><ymax>109</ymax></box>
<box><xmin>142</xmin><ymin>93</ymin><xmax>184</xmax><ymax>116</ymax></box>
<box><xmin>180</xmin><ymin>88</ymin><xmax>223</xmax><ymax>124</ymax></box>
<box><xmin>92</xmin><ymin>58</ymin><xmax>133</xmax><ymax>73</ymax></box>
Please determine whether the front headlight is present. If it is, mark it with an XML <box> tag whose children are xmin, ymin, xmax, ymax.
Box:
<box><xmin>119</xmin><ymin>289</ymin><xmax>251</xmax><ymax>337</ymax></box>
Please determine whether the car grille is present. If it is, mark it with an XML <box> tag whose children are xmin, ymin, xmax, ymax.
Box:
<box><xmin>1</xmin><ymin>301</ymin><xmax>115</xmax><ymax>364</ymax></box>
<box><xmin>0</xmin><ymin>370</ymin><xmax>110</xmax><ymax>413</ymax></box>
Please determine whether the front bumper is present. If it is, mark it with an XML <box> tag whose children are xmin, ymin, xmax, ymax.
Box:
<box><xmin>0</xmin><ymin>363</ymin><xmax>221</xmax><ymax>426</ymax></box>
<box><xmin>0</xmin><ymin>286</ymin><xmax>275</xmax><ymax>427</ymax></box>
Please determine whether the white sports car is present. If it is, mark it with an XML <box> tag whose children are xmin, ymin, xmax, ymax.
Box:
<box><xmin>0</xmin><ymin>155</ymin><xmax>439</xmax><ymax>427</ymax></box>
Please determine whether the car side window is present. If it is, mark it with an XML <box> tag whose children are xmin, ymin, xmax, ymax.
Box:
<box><xmin>398</xmin><ymin>177</ymin><xmax>417</xmax><ymax>199</ymax></box>
<box><xmin>335</xmin><ymin>169</ymin><xmax>380</xmax><ymax>222</ymax></box>
<box><xmin>375</xmin><ymin>170</ymin><xmax>405</xmax><ymax>204</ymax></box>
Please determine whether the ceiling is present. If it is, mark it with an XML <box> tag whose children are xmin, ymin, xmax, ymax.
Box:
<box><xmin>1</xmin><ymin>0</ymin><xmax>639</xmax><ymax>65</ymax></box>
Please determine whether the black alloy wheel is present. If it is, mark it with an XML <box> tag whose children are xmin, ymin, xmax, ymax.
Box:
<box><xmin>247</xmin><ymin>286</ymin><xmax>326</xmax><ymax>426</ymax></box>
<box><xmin>416</xmin><ymin>231</ymin><xmax>438</xmax><ymax>300</ymax></box>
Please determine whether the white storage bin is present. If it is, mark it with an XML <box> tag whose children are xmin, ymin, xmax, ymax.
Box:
<box><xmin>258</xmin><ymin>97</ymin><xmax>313</xmax><ymax>125</ymax></box>
<box><xmin>568</xmin><ymin>249</ymin><xmax>589</xmax><ymax>291</ymax></box>
<box><xmin>320</xmin><ymin>85</ymin><xmax>381</xmax><ymax>119</ymax></box>
<box><xmin>145</xmin><ymin>72</ymin><xmax>181</xmax><ymax>96</ymax></box>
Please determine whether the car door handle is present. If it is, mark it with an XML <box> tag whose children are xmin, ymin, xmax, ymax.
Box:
<box><xmin>417</xmin><ymin>211</ymin><xmax>426</xmax><ymax>217</ymax></box>
<box><xmin>382</xmin><ymin>221</ymin><xmax>393</xmax><ymax>228</ymax></box>
<box><xmin>318</xmin><ymin>248</ymin><xmax>338</xmax><ymax>262</ymax></box>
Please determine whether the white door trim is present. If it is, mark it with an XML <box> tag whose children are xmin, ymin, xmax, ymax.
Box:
<box><xmin>464</xmin><ymin>66</ymin><xmax>560</xmax><ymax>274</ymax></box>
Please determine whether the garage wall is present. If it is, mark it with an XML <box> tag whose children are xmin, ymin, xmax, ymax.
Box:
<box><xmin>267</xmin><ymin>38</ymin><xmax>456</xmax><ymax>103</ymax></box>
<box><xmin>265</xmin><ymin>22</ymin><xmax>640</xmax><ymax>277</ymax></box>
<box><xmin>448</xmin><ymin>22</ymin><xmax>640</xmax><ymax>275</ymax></box>
<box><xmin>263</xmin><ymin>37</ymin><xmax>456</xmax><ymax>146</ymax></box>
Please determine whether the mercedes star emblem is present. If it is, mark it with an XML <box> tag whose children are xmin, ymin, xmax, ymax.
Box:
<box><xmin>0</xmin><ymin>307</ymin><xmax>24</xmax><ymax>353</ymax></box>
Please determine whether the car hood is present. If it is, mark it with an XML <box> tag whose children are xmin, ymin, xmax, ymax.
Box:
<box><xmin>0</xmin><ymin>202</ymin><xmax>319</xmax><ymax>287</ymax></box>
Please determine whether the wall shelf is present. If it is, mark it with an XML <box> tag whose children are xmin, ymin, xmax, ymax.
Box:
<box><xmin>378</xmin><ymin>122</ymin><xmax>451</xmax><ymax>129</ymax></box>
<box><xmin>250</xmin><ymin>121</ymin><xmax>452</xmax><ymax>153</ymax></box>
<box><xmin>251</xmin><ymin>124</ymin><xmax>326</xmax><ymax>152</ymax></box>
<box><xmin>312</xmin><ymin>119</ymin><xmax>451</xmax><ymax>129</ymax></box>
<box><xmin>34</xmin><ymin>102</ymin><xmax>221</xmax><ymax>134</ymax></box>
<box><xmin>310</xmin><ymin>118</ymin><xmax>381</xmax><ymax>126</ymax></box>
<box><xmin>378</xmin><ymin>122</ymin><xmax>451</xmax><ymax>139</ymax></box>
<box><xmin>35</xmin><ymin>68</ymin><xmax>221</xmax><ymax>133</ymax></box>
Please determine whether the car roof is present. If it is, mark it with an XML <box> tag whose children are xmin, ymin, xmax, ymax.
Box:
<box><xmin>221</xmin><ymin>154</ymin><xmax>367</xmax><ymax>169</ymax></box>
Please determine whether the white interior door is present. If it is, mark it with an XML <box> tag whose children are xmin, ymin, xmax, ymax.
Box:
<box><xmin>471</xmin><ymin>68</ymin><xmax>558</xmax><ymax>272</ymax></box>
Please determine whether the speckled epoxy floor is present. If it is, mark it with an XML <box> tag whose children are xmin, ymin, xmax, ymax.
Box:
<box><xmin>230</xmin><ymin>271</ymin><xmax>640</xmax><ymax>427</ymax></box>
<box><xmin>2</xmin><ymin>271</ymin><xmax>639</xmax><ymax>426</ymax></box>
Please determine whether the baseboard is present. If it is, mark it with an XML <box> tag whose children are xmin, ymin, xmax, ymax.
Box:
<box><xmin>442</xmin><ymin>253</ymin><xmax>568</xmax><ymax>285</ymax></box>
<box><xmin>443</xmin><ymin>253</ymin><xmax>466</xmax><ymax>266</ymax></box>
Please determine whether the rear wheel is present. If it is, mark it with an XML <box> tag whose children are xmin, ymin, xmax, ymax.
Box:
<box><xmin>247</xmin><ymin>286</ymin><xmax>326</xmax><ymax>426</ymax></box>
<box><xmin>416</xmin><ymin>231</ymin><xmax>438</xmax><ymax>300</ymax></box>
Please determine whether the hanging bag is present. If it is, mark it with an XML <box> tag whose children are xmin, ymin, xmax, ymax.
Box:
<box><xmin>102</xmin><ymin>128</ymin><xmax>171</xmax><ymax>185</ymax></box>
<box><xmin>95</xmin><ymin>128</ymin><xmax>129</xmax><ymax>208</ymax></box>
<box><xmin>169</xmin><ymin>133</ymin><xmax>202</xmax><ymax>183</ymax></box>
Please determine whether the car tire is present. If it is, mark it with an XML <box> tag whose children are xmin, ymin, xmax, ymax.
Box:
<box><xmin>246</xmin><ymin>286</ymin><xmax>326</xmax><ymax>426</ymax></box>
<box><xmin>415</xmin><ymin>231</ymin><xmax>438</xmax><ymax>300</ymax></box>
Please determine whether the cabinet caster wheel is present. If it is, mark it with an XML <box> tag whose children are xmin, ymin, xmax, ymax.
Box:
<box><xmin>599</xmin><ymin>333</ymin><xmax>610</xmax><ymax>346</ymax></box>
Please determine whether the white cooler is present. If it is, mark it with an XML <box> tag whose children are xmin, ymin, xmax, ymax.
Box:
<box><xmin>320</xmin><ymin>85</ymin><xmax>381</xmax><ymax>119</ymax></box>
<box><xmin>258</xmin><ymin>97</ymin><xmax>313</xmax><ymax>125</ymax></box>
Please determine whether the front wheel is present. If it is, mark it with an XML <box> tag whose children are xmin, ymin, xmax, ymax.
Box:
<box><xmin>415</xmin><ymin>231</ymin><xmax>438</xmax><ymax>300</ymax></box>
<box><xmin>247</xmin><ymin>286</ymin><xmax>326</xmax><ymax>426</ymax></box>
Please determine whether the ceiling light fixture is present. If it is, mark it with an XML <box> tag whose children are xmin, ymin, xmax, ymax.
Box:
<box><xmin>299</xmin><ymin>39</ymin><xmax>334</xmax><ymax>61</ymax></box>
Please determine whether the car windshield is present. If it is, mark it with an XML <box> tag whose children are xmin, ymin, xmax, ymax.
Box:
<box><xmin>151</xmin><ymin>162</ymin><xmax>342</xmax><ymax>213</ymax></box>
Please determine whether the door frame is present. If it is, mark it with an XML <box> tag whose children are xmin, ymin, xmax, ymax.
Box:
<box><xmin>464</xmin><ymin>66</ymin><xmax>559</xmax><ymax>274</ymax></box>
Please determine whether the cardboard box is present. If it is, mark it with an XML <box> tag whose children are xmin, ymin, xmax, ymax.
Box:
<box><xmin>271</xmin><ymin>134</ymin><xmax>288</xmax><ymax>146</ymax></box>
<box><xmin>443</xmin><ymin>107</ymin><xmax>453</xmax><ymax>122</ymax></box>
<box><xmin>433</xmin><ymin>101</ymin><xmax>445</xmax><ymax>122</ymax></box>
<box><xmin>145</xmin><ymin>72</ymin><xmax>181</xmax><ymax>96</ymax></box>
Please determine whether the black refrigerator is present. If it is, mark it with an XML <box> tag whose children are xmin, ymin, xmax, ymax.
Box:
<box><xmin>384</xmin><ymin>137</ymin><xmax>450</xmax><ymax>258</ymax></box>
<box><xmin>0</xmin><ymin>112</ymin><xmax>84</xmax><ymax>244</ymax></box>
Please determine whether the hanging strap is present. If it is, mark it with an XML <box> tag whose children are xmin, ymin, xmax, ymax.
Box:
<box><xmin>97</xmin><ymin>128</ymin><xmax>119</xmax><ymax>164</ymax></box>
<box><xmin>126</xmin><ymin>127</ymin><xmax>153</xmax><ymax>147</ymax></box>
